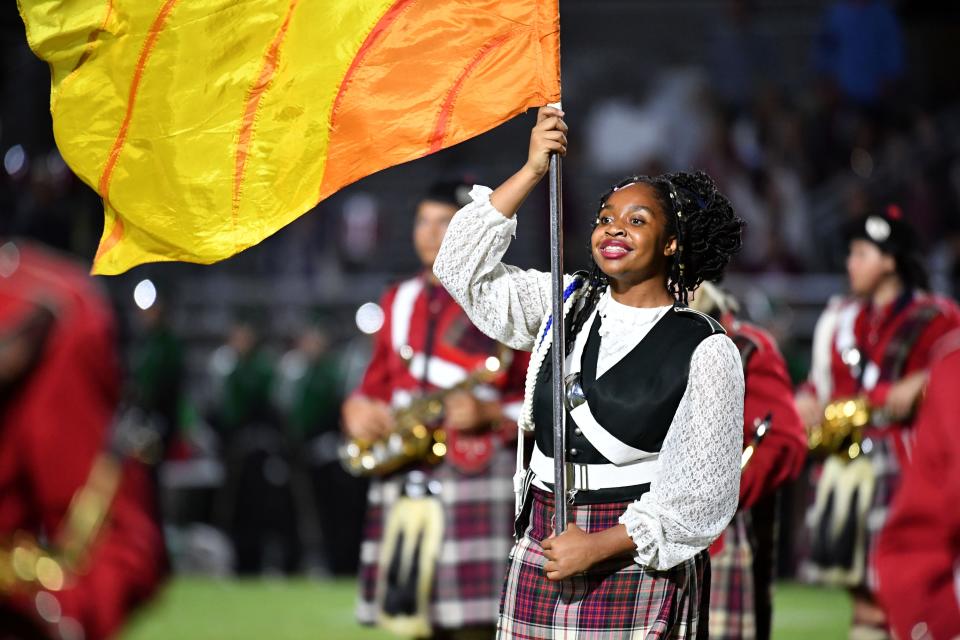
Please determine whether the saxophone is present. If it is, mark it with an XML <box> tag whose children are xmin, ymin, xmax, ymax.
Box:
<box><xmin>339</xmin><ymin>350</ymin><xmax>511</xmax><ymax>477</ymax></box>
<box><xmin>0</xmin><ymin>456</ymin><xmax>119</xmax><ymax>596</ymax></box>
<box><xmin>807</xmin><ymin>397</ymin><xmax>872</xmax><ymax>460</ymax></box>
<box><xmin>0</xmin><ymin>408</ymin><xmax>161</xmax><ymax>598</ymax></box>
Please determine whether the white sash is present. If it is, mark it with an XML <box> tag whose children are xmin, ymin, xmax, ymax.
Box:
<box><xmin>565</xmin><ymin>310</ymin><xmax>659</xmax><ymax>466</ymax></box>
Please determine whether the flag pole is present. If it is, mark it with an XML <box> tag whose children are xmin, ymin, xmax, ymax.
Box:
<box><xmin>547</xmin><ymin>101</ymin><xmax>568</xmax><ymax>534</ymax></box>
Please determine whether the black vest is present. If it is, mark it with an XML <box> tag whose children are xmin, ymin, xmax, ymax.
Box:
<box><xmin>533</xmin><ymin>305</ymin><xmax>723</xmax><ymax>466</ymax></box>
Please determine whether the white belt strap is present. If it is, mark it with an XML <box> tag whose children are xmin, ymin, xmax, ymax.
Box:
<box><xmin>530</xmin><ymin>445</ymin><xmax>660</xmax><ymax>491</ymax></box>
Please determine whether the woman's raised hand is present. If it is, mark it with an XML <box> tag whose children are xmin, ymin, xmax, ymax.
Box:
<box><xmin>524</xmin><ymin>106</ymin><xmax>567</xmax><ymax>179</ymax></box>
<box><xmin>489</xmin><ymin>105</ymin><xmax>568</xmax><ymax>218</ymax></box>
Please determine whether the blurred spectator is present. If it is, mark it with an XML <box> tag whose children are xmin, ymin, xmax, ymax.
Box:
<box><xmin>275</xmin><ymin>323</ymin><xmax>367</xmax><ymax>575</ymax></box>
<box><xmin>210</xmin><ymin>321</ymin><xmax>276</xmax><ymax>438</ymax></box>
<box><xmin>813</xmin><ymin>0</ymin><xmax>905</xmax><ymax>106</ymax></box>
<box><xmin>129</xmin><ymin>286</ymin><xmax>185</xmax><ymax>457</ymax></box>
<box><xmin>708</xmin><ymin>0</ymin><xmax>779</xmax><ymax>112</ymax></box>
<box><xmin>277</xmin><ymin>325</ymin><xmax>340</xmax><ymax>444</ymax></box>
<box><xmin>208</xmin><ymin>321</ymin><xmax>298</xmax><ymax>575</ymax></box>
<box><xmin>584</xmin><ymin>70</ymin><xmax>712</xmax><ymax>175</ymax></box>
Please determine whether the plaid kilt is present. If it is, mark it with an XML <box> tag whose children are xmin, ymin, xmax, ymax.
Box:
<box><xmin>497</xmin><ymin>487</ymin><xmax>709</xmax><ymax>640</ymax></box>
<box><xmin>357</xmin><ymin>445</ymin><xmax>515</xmax><ymax>629</ymax></box>
<box><xmin>709</xmin><ymin>512</ymin><xmax>756</xmax><ymax>640</ymax></box>
<box><xmin>802</xmin><ymin>434</ymin><xmax>902</xmax><ymax>590</ymax></box>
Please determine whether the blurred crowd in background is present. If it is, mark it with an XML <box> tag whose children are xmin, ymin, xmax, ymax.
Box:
<box><xmin>1</xmin><ymin>0</ymin><xmax>959</xmax><ymax>589</ymax></box>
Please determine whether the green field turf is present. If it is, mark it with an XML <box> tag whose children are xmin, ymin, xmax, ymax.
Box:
<box><xmin>121</xmin><ymin>578</ymin><xmax>850</xmax><ymax>639</ymax></box>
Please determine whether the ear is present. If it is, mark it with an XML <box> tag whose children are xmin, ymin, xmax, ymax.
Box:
<box><xmin>664</xmin><ymin>236</ymin><xmax>678</xmax><ymax>257</ymax></box>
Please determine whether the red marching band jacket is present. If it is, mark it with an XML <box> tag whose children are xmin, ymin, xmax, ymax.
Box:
<box><xmin>874</xmin><ymin>337</ymin><xmax>960</xmax><ymax>639</ymax></box>
<box><xmin>822</xmin><ymin>292</ymin><xmax>960</xmax><ymax>465</ymax></box>
<box><xmin>352</xmin><ymin>275</ymin><xmax>529</xmax><ymax>472</ymax></box>
<box><xmin>725</xmin><ymin>316</ymin><xmax>807</xmax><ymax>512</ymax></box>
<box><xmin>0</xmin><ymin>242</ymin><xmax>167</xmax><ymax>639</ymax></box>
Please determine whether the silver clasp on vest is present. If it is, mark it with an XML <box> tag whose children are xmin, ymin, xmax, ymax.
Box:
<box><xmin>564</xmin><ymin>372</ymin><xmax>587</xmax><ymax>412</ymax></box>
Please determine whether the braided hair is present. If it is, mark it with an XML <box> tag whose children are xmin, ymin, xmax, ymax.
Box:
<box><xmin>562</xmin><ymin>171</ymin><xmax>743</xmax><ymax>356</ymax></box>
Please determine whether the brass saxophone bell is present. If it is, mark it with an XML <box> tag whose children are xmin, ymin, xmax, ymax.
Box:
<box><xmin>338</xmin><ymin>345</ymin><xmax>513</xmax><ymax>477</ymax></box>
<box><xmin>808</xmin><ymin>396</ymin><xmax>871</xmax><ymax>460</ymax></box>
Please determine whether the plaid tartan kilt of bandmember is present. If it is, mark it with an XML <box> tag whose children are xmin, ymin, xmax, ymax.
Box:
<box><xmin>357</xmin><ymin>446</ymin><xmax>516</xmax><ymax>629</ymax></box>
<box><xmin>709</xmin><ymin>512</ymin><xmax>756</xmax><ymax>640</ymax></box>
<box><xmin>497</xmin><ymin>487</ymin><xmax>710</xmax><ymax>640</ymax></box>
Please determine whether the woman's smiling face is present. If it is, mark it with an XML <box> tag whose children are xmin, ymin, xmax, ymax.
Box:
<box><xmin>591</xmin><ymin>182</ymin><xmax>676</xmax><ymax>286</ymax></box>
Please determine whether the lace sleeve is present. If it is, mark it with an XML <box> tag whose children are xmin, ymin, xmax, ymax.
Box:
<box><xmin>433</xmin><ymin>185</ymin><xmax>553</xmax><ymax>351</ymax></box>
<box><xmin>618</xmin><ymin>333</ymin><xmax>744</xmax><ymax>570</ymax></box>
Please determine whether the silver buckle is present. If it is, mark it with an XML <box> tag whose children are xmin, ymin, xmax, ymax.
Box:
<box><xmin>564</xmin><ymin>372</ymin><xmax>587</xmax><ymax>412</ymax></box>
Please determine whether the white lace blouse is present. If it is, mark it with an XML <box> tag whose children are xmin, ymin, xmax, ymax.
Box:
<box><xmin>433</xmin><ymin>185</ymin><xmax>744</xmax><ymax>571</ymax></box>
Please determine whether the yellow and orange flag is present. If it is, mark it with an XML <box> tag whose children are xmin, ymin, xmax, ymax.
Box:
<box><xmin>18</xmin><ymin>1</ymin><xmax>560</xmax><ymax>275</ymax></box>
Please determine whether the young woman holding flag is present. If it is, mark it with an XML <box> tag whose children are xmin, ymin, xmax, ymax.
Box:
<box><xmin>434</xmin><ymin>106</ymin><xmax>745</xmax><ymax>638</ymax></box>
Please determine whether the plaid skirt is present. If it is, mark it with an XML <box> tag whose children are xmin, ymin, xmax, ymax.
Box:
<box><xmin>709</xmin><ymin>512</ymin><xmax>756</xmax><ymax>640</ymax></box>
<box><xmin>497</xmin><ymin>487</ymin><xmax>709</xmax><ymax>640</ymax></box>
<box><xmin>356</xmin><ymin>446</ymin><xmax>515</xmax><ymax>629</ymax></box>
<box><xmin>803</xmin><ymin>434</ymin><xmax>902</xmax><ymax>590</ymax></box>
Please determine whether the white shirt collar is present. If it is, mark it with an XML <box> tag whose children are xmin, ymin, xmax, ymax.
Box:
<box><xmin>591</xmin><ymin>287</ymin><xmax>673</xmax><ymax>378</ymax></box>
<box><xmin>596</xmin><ymin>288</ymin><xmax>671</xmax><ymax>334</ymax></box>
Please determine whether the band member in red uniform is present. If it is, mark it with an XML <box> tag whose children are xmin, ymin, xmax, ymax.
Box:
<box><xmin>874</xmin><ymin>336</ymin><xmax>960</xmax><ymax>640</ymax></box>
<box><xmin>795</xmin><ymin>207</ymin><xmax>960</xmax><ymax>639</ymax></box>
<box><xmin>693</xmin><ymin>282</ymin><xmax>807</xmax><ymax>640</ymax></box>
<box><xmin>0</xmin><ymin>240</ymin><xmax>167</xmax><ymax>639</ymax></box>
<box><xmin>341</xmin><ymin>181</ymin><xmax>529</xmax><ymax>639</ymax></box>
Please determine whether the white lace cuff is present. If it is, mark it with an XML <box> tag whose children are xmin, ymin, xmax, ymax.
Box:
<box><xmin>465</xmin><ymin>185</ymin><xmax>518</xmax><ymax>237</ymax></box>
<box><xmin>618</xmin><ymin>496</ymin><xmax>663</xmax><ymax>567</ymax></box>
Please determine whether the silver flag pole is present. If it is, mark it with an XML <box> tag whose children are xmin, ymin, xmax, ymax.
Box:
<box><xmin>547</xmin><ymin>102</ymin><xmax>567</xmax><ymax>534</ymax></box>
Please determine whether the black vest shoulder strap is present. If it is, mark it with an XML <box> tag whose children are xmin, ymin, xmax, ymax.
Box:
<box><xmin>673</xmin><ymin>306</ymin><xmax>727</xmax><ymax>335</ymax></box>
